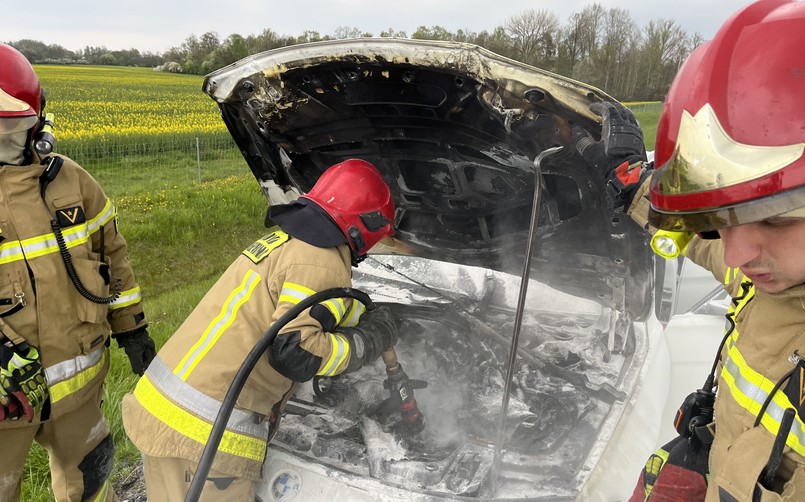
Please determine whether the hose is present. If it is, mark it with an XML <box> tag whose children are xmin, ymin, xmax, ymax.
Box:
<box><xmin>38</xmin><ymin>156</ymin><xmax>118</xmax><ymax>304</ymax></box>
<box><xmin>51</xmin><ymin>220</ymin><xmax>119</xmax><ymax>304</ymax></box>
<box><xmin>184</xmin><ymin>287</ymin><xmax>374</xmax><ymax>502</ymax></box>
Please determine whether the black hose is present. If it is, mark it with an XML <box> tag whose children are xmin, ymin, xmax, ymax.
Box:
<box><xmin>184</xmin><ymin>287</ymin><xmax>374</xmax><ymax>502</ymax></box>
<box><xmin>51</xmin><ymin>220</ymin><xmax>119</xmax><ymax>304</ymax></box>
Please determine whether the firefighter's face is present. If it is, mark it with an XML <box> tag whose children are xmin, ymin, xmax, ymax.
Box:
<box><xmin>719</xmin><ymin>217</ymin><xmax>805</xmax><ymax>294</ymax></box>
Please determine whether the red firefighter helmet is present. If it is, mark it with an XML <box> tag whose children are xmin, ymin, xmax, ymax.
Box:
<box><xmin>0</xmin><ymin>43</ymin><xmax>41</xmax><ymax>121</ymax></box>
<box><xmin>302</xmin><ymin>159</ymin><xmax>395</xmax><ymax>257</ymax></box>
<box><xmin>649</xmin><ymin>0</ymin><xmax>805</xmax><ymax>232</ymax></box>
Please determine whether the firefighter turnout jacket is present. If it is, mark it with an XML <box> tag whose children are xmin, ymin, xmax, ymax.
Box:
<box><xmin>629</xmin><ymin>182</ymin><xmax>805</xmax><ymax>500</ymax></box>
<box><xmin>0</xmin><ymin>154</ymin><xmax>146</xmax><ymax>426</ymax></box>
<box><xmin>122</xmin><ymin>230</ymin><xmax>365</xmax><ymax>480</ymax></box>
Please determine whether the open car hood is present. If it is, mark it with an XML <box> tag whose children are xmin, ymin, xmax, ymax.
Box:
<box><xmin>203</xmin><ymin>38</ymin><xmax>653</xmax><ymax>307</ymax></box>
<box><xmin>203</xmin><ymin>40</ymin><xmax>665</xmax><ymax>500</ymax></box>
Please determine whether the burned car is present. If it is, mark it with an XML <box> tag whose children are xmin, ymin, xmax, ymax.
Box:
<box><xmin>202</xmin><ymin>39</ymin><xmax>695</xmax><ymax>501</ymax></box>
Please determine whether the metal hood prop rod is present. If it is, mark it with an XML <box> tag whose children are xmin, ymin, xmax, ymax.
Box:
<box><xmin>490</xmin><ymin>145</ymin><xmax>564</xmax><ymax>493</ymax></box>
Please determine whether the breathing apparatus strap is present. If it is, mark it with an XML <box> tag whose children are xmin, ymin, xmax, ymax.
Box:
<box><xmin>38</xmin><ymin>157</ymin><xmax>119</xmax><ymax>304</ymax></box>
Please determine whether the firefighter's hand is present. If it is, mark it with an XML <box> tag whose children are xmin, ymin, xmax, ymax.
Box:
<box><xmin>115</xmin><ymin>327</ymin><xmax>156</xmax><ymax>376</ymax></box>
<box><xmin>0</xmin><ymin>344</ymin><xmax>49</xmax><ymax>422</ymax></box>
<box><xmin>573</xmin><ymin>101</ymin><xmax>646</xmax><ymax>174</ymax></box>
<box><xmin>341</xmin><ymin>306</ymin><xmax>399</xmax><ymax>371</ymax></box>
<box><xmin>573</xmin><ymin>102</ymin><xmax>650</xmax><ymax>209</ymax></box>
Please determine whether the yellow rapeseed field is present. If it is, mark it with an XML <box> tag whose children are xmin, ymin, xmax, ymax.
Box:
<box><xmin>34</xmin><ymin>65</ymin><xmax>226</xmax><ymax>144</ymax></box>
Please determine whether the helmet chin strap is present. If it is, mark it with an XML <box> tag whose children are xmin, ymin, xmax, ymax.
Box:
<box><xmin>350</xmin><ymin>249</ymin><xmax>366</xmax><ymax>267</ymax></box>
<box><xmin>347</xmin><ymin>226</ymin><xmax>366</xmax><ymax>267</ymax></box>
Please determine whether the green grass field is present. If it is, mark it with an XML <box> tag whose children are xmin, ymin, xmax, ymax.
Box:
<box><xmin>18</xmin><ymin>65</ymin><xmax>662</xmax><ymax>501</ymax></box>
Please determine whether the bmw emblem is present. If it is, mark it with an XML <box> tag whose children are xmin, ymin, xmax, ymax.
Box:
<box><xmin>270</xmin><ymin>470</ymin><xmax>301</xmax><ymax>500</ymax></box>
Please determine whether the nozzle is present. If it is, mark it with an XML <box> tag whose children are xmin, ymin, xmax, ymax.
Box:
<box><xmin>383</xmin><ymin>356</ymin><xmax>426</xmax><ymax>434</ymax></box>
<box><xmin>34</xmin><ymin>113</ymin><xmax>56</xmax><ymax>156</ymax></box>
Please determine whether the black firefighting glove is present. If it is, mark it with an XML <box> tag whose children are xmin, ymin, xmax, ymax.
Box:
<box><xmin>572</xmin><ymin>101</ymin><xmax>651</xmax><ymax>210</ymax></box>
<box><xmin>114</xmin><ymin>327</ymin><xmax>156</xmax><ymax>376</ymax></box>
<box><xmin>0</xmin><ymin>341</ymin><xmax>49</xmax><ymax>422</ymax></box>
<box><xmin>340</xmin><ymin>306</ymin><xmax>399</xmax><ymax>372</ymax></box>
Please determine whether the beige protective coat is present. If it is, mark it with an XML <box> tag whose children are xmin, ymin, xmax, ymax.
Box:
<box><xmin>123</xmin><ymin>233</ymin><xmax>356</xmax><ymax>487</ymax></box>
<box><xmin>0</xmin><ymin>154</ymin><xmax>146</xmax><ymax>501</ymax></box>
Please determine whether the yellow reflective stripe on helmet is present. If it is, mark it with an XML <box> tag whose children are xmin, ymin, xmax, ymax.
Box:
<box><xmin>174</xmin><ymin>270</ymin><xmax>262</xmax><ymax>380</ymax></box>
<box><xmin>108</xmin><ymin>286</ymin><xmax>142</xmax><ymax>310</ymax></box>
<box><xmin>722</xmin><ymin>343</ymin><xmax>805</xmax><ymax>456</ymax></box>
<box><xmin>279</xmin><ymin>282</ymin><xmax>315</xmax><ymax>305</ymax></box>
<box><xmin>318</xmin><ymin>333</ymin><xmax>350</xmax><ymax>376</ymax></box>
<box><xmin>340</xmin><ymin>300</ymin><xmax>366</xmax><ymax>328</ymax></box>
<box><xmin>134</xmin><ymin>373</ymin><xmax>266</xmax><ymax>462</ymax></box>
<box><xmin>47</xmin><ymin>348</ymin><xmax>107</xmax><ymax>403</ymax></box>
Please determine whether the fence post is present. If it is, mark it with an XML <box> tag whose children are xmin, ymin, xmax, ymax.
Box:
<box><xmin>196</xmin><ymin>137</ymin><xmax>202</xmax><ymax>183</ymax></box>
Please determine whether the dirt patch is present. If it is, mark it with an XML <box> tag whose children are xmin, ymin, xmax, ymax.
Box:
<box><xmin>115</xmin><ymin>461</ymin><xmax>146</xmax><ymax>502</ymax></box>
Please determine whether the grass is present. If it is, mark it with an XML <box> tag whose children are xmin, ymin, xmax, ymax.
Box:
<box><xmin>625</xmin><ymin>101</ymin><xmax>662</xmax><ymax>151</ymax></box>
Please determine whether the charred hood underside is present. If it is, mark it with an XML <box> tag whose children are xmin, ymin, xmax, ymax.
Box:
<box><xmin>203</xmin><ymin>39</ymin><xmax>653</xmax><ymax>307</ymax></box>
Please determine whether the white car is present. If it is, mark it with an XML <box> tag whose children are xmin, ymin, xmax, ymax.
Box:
<box><xmin>202</xmin><ymin>38</ymin><xmax>726</xmax><ymax>501</ymax></box>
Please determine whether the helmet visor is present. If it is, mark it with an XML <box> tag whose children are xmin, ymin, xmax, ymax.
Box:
<box><xmin>649</xmin><ymin>183</ymin><xmax>805</xmax><ymax>232</ymax></box>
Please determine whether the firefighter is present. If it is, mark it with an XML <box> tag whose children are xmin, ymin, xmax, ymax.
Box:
<box><xmin>573</xmin><ymin>0</ymin><xmax>805</xmax><ymax>499</ymax></box>
<box><xmin>122</xmin><ymin>158</ymin><xmax>400</xmax><ymax>501</ymax></box>
<box><xmin>0</xmin><ymin>44</ymin><xmax>154</xmax><ymax>501</ymax></box>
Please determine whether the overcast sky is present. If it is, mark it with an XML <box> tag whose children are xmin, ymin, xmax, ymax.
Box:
<box><xmin>9</xmin><ymin>0</ymin><xmax>753</xmax><ymax>54</ymax></box>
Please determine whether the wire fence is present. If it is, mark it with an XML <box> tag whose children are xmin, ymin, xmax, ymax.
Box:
<box><xmin>57</xmin><ymin>133</ymin><xmax>246</xmax><ymax>198</ymax></box>
<box><xmin>624</xmin><ymin>101</ymin><xmax>663</xmax><ymax>114</ymax></box>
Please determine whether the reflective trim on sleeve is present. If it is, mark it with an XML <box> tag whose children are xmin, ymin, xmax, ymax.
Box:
<box><xmin>278</xmin><ymin>282</ymin><xmax>315</xmax><ymax>305</ymax></box>
<box><xmin>174</xmin><ymin>270</ymin><xmax>262</xmax><ymax>380</ymax></box>
<box><xmin>339</xmin><ymin>300</ymin><xmax>366</xmax><ymax>328</ymax></box>
<box><xmin>46</xmin><ymin>348</ymin><xmax>107</xmax><ymax>403</ymax></box>
<box><xmin>317</xmin><ymin>333</ymin><xmax>350</xmax><ymax>377</ymax></box>
<box><xmin>108</xmin><ymin>286</ymin><xmax>142</xmax><ymax>310</ymax></box>
<box><xmin>88</xmin><ymin>199</ymin><xmax>117</xmax><ymax>229</ymax></box>
<box><xmin>136</xmin><ymin>356</ymin><xmax>269</xmax><ymax>462</ymax></box>
<box><xmin>320</xmin><ymin>297</ymin><xmax>346</xmax><ymax>325</ymax></box>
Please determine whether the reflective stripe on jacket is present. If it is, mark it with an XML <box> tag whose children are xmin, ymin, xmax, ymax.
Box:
<box><xmin>123</xmin><ymin>231</ymin><xmax>361</xmax><ymax>479</ymax></box>
<box><xmin>0</xmin><ymin>154</ymin><xmax>145</xmax><ymax>425</ymax></box>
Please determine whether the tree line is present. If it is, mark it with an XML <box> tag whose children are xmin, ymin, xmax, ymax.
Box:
<box><xmin>6</xmin><ymin>3</ymin><xmax>703</xmax><ymax>101</ymax></box>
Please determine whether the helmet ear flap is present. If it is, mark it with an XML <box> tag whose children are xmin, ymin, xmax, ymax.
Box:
<box><xmin>359</xmin><ymin>210</ymin><xmax>391</xmax><ymax>232</ymax></box>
